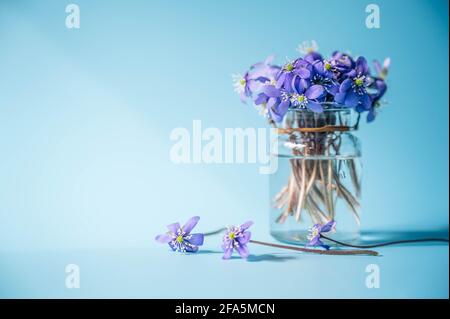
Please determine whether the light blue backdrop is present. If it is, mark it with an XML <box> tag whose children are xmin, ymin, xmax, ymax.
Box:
<box><xmin>0</xmin><ymin>0</ymin><xmax>448</xmax><ymax>298</ymax></box>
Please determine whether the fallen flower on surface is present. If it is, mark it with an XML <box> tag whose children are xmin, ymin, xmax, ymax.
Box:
<box><xmin>155</xmin><ymin>216</ymin><xmax>204</xmax><ymax>253</ymax></box>
<box><xmin>222</xmin><ymin>221</ymin><xmax>253</xmax><ymax>260</ymax></box>
<box><xmin>306</xmin><ymin>220</ymin><xmax>337</xmax><ymax>250</ymax></box>
<box><xmin>155</xmin><ymin>218</ymin><xmax>380</xmax><ymax>257</ymax></box>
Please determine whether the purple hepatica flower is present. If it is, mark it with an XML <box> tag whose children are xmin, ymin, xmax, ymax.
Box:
<box><xmin>233</xmin><ymin>56</ymin><xmax>279</xmax><ymax>103</ymax></box>
<box><xmin>256</xmin><ymin>84</ymin><xmax>290</xmax><ymax>122</ymax></box>
<box><xmin>155</xmin><ymin>216</ymin><xmax>204</xmax><ymax>253</ymax></box>
<box><xmin>334</xmin><ymin>57</ymin><xmax>373</xmax><ymax>112</ymax></box>
<box><xmin>268</xmin><ymin>99</ymin><xmax>290</xmax><ymax>123</ymax></box>
<box><xmin>222</xmin><ymin>221</ymin><xmax>253</xmax><ymax>259</ymax></box>
<box><xmin>304</xmin><ymin>51</ymin><xmax>323</xmax><ymax>64</ymax></box>
<box><xmin>373</xmin><ymin>57</ymin><xmax>390</xmax><ymax>80</ymax></box>
<box><xmin>330</xmin><ymin>51</ymin><xmax>355</xmax><ymax>70</ymax></box>
<box><xmin>366</xmin><ymin>79</ymin><xmax>387</xmax><ymax>122</ymax></box>
<box><xmin>249</xmin><ymin>55</ymin><xmax>280</xmax><ymax>80</ymax></box>
<box><xmin>286</xmin><ymin>84</ymin><xmax>325</xmax><ymax>113</ymax></box>
<box><xmin>276</xmin><ymin>58</ymin><xmax>311</xmax><ymax>92</ymax></box>
<box><xmin>233</xmin><ymin>71</ymin><xmax>263</xmax><ymax>103</ymax></box>
<box><xmin>306</xmin><ymin>220</ymin><xmax>336</xmax><ymax>250</ymax></box>
<box><xmin>310</xmin><ymin>60</ymin><xmax>339</xmax><ymax>96</ymax></box>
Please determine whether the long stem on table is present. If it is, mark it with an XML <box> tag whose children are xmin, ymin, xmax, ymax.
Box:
<box><xmin>250</xmin><ymin>240</ymin><xmax>379</xmax><ymax>256</ymax></box>
<box><xmin>203</xmin><ymin>229</ymin><xmax>379</xmax><ymax>255</ymax></box>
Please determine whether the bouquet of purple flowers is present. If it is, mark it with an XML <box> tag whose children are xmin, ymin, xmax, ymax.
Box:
<box><xmin>234</xmin><ymin>41</ymin><xmax>390</xmax><ymax>239</ymax></box>
<box><xmin>233</xmin><ymin>41</ymin><xmax>389</xmax><ymax>123</ymax></box>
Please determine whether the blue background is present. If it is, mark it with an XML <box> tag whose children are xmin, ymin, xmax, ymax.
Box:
<box><xmin>0</xmin><ymin>0</ymin><xmax>448</xmax><ymax>298</ymax></box>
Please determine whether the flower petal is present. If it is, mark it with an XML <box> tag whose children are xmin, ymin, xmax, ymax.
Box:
<box><xmin>305</xmin><ymin>85</ymin><xmax>325</xmax><ymax>99</ymax></box>
<box><xmin>272</xmin><ymin>100</ymin><xmax>290</xmax><ymax>122</ymax></box>
<box><xmin>367</xmin><ymin>109</ymin><xmax>376</xmax><ymax>123</ymax></box>
<box><xmin>155</xmin><ymin>233</ymin><xmax>173</xmax><ymax>243</ymax></box>
<box><xmin>236</xmin><ymin>244</ymin><xmax>250</xmax><ymax>259</ymax></box>
<box><xmin>269</xmin><ymin>100</ymin><xmax>289</xmax><ymax>123</ymax></box>
<box><xmin>344</xmin><ymin>90</ymin><xmax>360</xmax><ymax>108</ymax></box>
<box><xmin>254</xmin><ymin>93</ymin><xmax>268</xmax><ymax>105</ymax></box>
<box><xmin>356</xmin><ymin>56</ymin><xmax>369</xmax><ymax>75</ymax></box>
<box><xmin>275</xmin><ymin>72</ymin><xmax>286</xmax><ymax>89</ymax></box>
<box><xmin>306</xmin><ymin>101</ymin><xmax>323</xmax><ymax>113</ymax></box>
<box><xmin>313</xmin><ymin>61</ymin><xmax>324</xmax><ymax>74</ymax></box>
<box><xmin>284</xmin><ymin>73</ymin><xmax>294</xmax><ymax>92</ymax></box>
<box><xmin>374</xmin><ymin>80</ymin><xmax>387</xmax><ymax>99</ymax></box>
<box><xmin>268</xmin><ymin>107</ymin><xmax>283</xmax><ymax>123</ymax></box>
<box><xmin>304</xmin><ymin>52</ymin><xmax>322</xmax><ymax>63</ymax></box>
<box><xmin>263</xmin><ymin>85</ymin><xmax>281</xmax><ymax>98</ymax></box>
<box><xmin>334</xmin><ymin>92</ymin><xmax>346</xmax><ymax>105</ymax></box>
<box><xmin>306</xmin><ymin>236</ymin><xmax>320</xmax><ymax>247</ymax></box>
<box><xmin>240</xmin><ymin>221</ymin><xmax>254</xmax><ymax>230</ymax></box>
<box><xmin>247</xmin><ymin>79</ymin><xmax>264</xmax><ymax>93</ymax></box>
<box><xmin>222</xmin><ymin>248</ymin><xmax>233</xmax><ymax>260</ymax></box>
<box><xmin>166</xmin><ymin>222</ymin><xmax>180</xmax><ymax>234</ymax></box>
<box><xmin>373</xmin><ymin>60</ymin><xmax>382</xmax><ymax>75</ymax></box>
<box><xmin>346</xmin><ymin>69</ymin><xmax>356</xmax><ymax>78</ymax></box>
<box><xmin>327</xmin><ymin>84</ymin><xmax>340</xmax><ymax>96</ymax></box>
<box><xmin>355</xmin><ymin>104</ymin><xmax>366</xmax><ymax>113</ymax></box>
<box><xmin>184</xmin><ymin>244</ymin><xmax>199</xmax><ymax>253</ymax></box>
<box><xmin>340</xmin><ymin>78</ymin><xmax>352</xmax><ymax>92</ymax></box>
<box><xmin>182</xmin><ymin>216</ymin><xmax>200</xmax><ymax>234</ymax></box>
<box><xmin>186</xmin><ymin>233</ymin><xmax>204</xmax><ymax>246</ymax></box>
<box><xmin>360</xmin><ymin>94</ymin><xmax>372</xmax><ymax>110</ymax></box>
<box><xmin>295</xmin><ymin>67</ymin><xmax>310</xmax><ymax>79</ymax></box>
<box><xmin>267</xmin><ymin>97</ymin><xmax>278</xmax><ymax>108</ymax></box>
<box><xmin>299</xmin><ymin>78</ymin><xmax>308</xmax><ymax>93</ymax></box>
<box><xmin>320</xmin><ymin>221</ymin><xmax>336</xmax><ymax>233</ymax></box>
<box><xmin>237</xmin><ymin>231</ymin><xmax>251</xmax><ymax>245</ymax></box>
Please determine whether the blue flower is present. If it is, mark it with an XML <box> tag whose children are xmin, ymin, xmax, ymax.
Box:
<box><xmin>276</xmin><ymin>58</ymin><xmax>313</xmax><ymax>92</ymax></box>
<box><xmin>306</xmin><ymin>220</ymin><xmax>336</xmax><ymax>250</ymax></box>
<box><xmin>254</xmin><ymin>84</ymin><xmax>290</xmax><ymax>122</ymax></box>
<box><xmin>334</xmin><ymin>57</ymin><xmax>373</xmax><ymax>111</ymax></box>
<box><xmin>373</xmin><ymin>57</ymin><xmax>390</xmax><ymax>80</ymax></box>
<box><xmin>155</xmin><ymin>216</ymin><xmax>204</xmax><ymax>253</ymax></box>
<box><xmin>329</xmin><ymin>51</ymin><xmax>356</xmax><ymax>76</ymax></box>
<box><xmin>233</xmin><ymin>56</ymin><xmax>280</xmax><ymax>103</ymax></box>
<box><xmin>285</xmin><ymin>84</ymin><xmax>325</xmax><ymax>113</ymax></box>
<box><xmin>222</xmin><ymin>221</ymin><xmax>253</xmax><ymax>259</ymax></box>
<box><xmin>258</xmin><ymin>81</ymin><xmax>325</xmax><ymax>122</ymax></box>
<box><xmin>310</xmin><ymin>60</ymin><xmax>340</xmax><ymax>96</ymax></box>
<box><xmin>233</xmin><ymin>44</ymin><xmax>389</xmax><ymax>124</ymax></box>
<box><xmin>366</xmin><ymin>78</ymin><xmax>387</xmax><ymax>122</ymax></box>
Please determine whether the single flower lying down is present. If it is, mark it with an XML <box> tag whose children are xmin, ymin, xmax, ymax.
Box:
<box><xmin>155</xmin><ymin>216</ymin><xmax>204</xmax><ymax>252</ymax></box>
<box><xmin>221</xmin><ymin>221</ymin><xmax>253</xmax><ymax>259</ymax></box>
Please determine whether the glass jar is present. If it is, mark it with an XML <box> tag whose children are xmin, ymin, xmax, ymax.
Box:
<box><xmin>270</xmin><ymin>107</ymin><xmax>362</xmax><ymax>245</ymax></box>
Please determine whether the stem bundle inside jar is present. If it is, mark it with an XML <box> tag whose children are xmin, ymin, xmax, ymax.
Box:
<box><xmin>274</xmin><ymin>109</ymin><xmax>362</xmax><ymax>226</ymax></box>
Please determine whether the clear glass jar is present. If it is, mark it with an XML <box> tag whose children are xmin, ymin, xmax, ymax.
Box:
<box><xmin>270</xmin><ymin>107</ymin><xmax>362</xmax><ymax>245</ymax></box>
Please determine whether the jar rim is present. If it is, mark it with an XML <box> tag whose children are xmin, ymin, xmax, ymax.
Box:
<box><xmin>287</xmin><ymin>102</ymin><xmax>352</xmax><ymax>113</ymax></box>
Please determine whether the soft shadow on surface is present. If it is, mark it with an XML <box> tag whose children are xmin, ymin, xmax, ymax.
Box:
<box><xmin>194</xmin><ymin>250</ymin><xmax>223</xmax><ymax>255</ymax></box>
<box><xmin>247</xmin><ymin>254</ymin><xmax>298</xmax><ymax>262</ymax></box>
<box><xmin>358</xmin><ymin>228</ymin><xmax>449</xmax><ymax>246</ymax></box>
<box><xmin>194</xmin><ymin>250</ymin><xmax>299</xmax><ymax>262</ymax></box>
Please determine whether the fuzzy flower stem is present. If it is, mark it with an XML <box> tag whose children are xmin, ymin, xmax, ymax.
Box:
<box><xmin>249</xmin><ymin>240</ymin><xmax>379</xmax><ymax>256</ymax></box>
<box><xmin>204</xmin><ymin>228</ymin><xmax>227</xmax><ymax>236</ymax></box>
